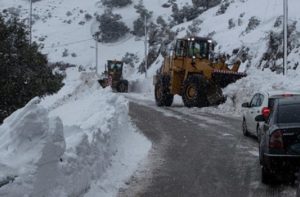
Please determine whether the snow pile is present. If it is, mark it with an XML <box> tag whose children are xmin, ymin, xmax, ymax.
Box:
<box><xmin>0</xmin><ymin>69</ymin><xmax>151</xmax><ymax>196</ymax></box>
<box><xmin>203</xmin><ymin>67</ymin><xmax>300</xmax><ymax>116</ymax></box>
<box><xmin>0</xmin><ymin>98</ymin><xmax>65</xmax><ymax>196</ymax></box>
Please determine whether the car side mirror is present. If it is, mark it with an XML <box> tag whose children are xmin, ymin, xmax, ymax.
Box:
<box><xmin>255</xmin><ymin>114</ymin><xmax>265</xmax><ymax>122</ymax></box>
<box><xmin>241</xmin><ymin>102</ymin><xmax>250</xmax><ymax>108</ymax></box>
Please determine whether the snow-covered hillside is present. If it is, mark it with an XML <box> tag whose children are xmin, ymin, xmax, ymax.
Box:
<box><xmin>2</xmin><ymin>0</ymin><xmax>299</xmax><ymax>77</ymax></box>
<box><xmin>1</xmin><ymin>0</ymin><xmax>300</xmax><ymax>196</ymax></box>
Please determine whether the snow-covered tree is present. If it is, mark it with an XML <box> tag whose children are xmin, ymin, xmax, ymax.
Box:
<box><xmin>96</xmin><ymin>9</ymin><xmax>130</xmax><ymax>43</ymax></box>
<box><xmin>0</xmin><ymin>15</ymin><xmax>64</xmax><ymax>123</ymax></box>
<box><xmin>101</xmin><ymin>0</ymin><xmax>132</xmax><ymax>8</ymax></box>
<box><xmin>132</xmin><ymin>0</ymin><xmax>153</xmax><ymax>37</ymax></box>
<box><xmin>192</xmin><ymin>0</ymin><xmax>221</xmax><ymax>9</ymax></box>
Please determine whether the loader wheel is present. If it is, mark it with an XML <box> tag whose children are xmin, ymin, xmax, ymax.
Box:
<box><xmin>182</xmin><ymin>75</ymin><xmax>208</xmax><ymax>108</ymax></box>
<box><xmin>155</xmin><ymin>76</ymin><xmax>174</xmax><ymax>107</ymax></box>
<box><xmin>117</xmin><ymin>80</ymin><xmax>128</xmax><ymax>93</ymax></box>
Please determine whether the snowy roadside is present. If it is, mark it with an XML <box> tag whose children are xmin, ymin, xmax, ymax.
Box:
<box><xmin>0</xmin><ymin>68</ymin><xmax>151</xmax><ymax>196</ymax></box>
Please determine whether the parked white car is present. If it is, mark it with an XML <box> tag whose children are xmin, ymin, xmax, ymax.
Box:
<box><xmin>241</xmin><ymin>91</ymin><xmax>300</xmax><ymax>142</ymax></box>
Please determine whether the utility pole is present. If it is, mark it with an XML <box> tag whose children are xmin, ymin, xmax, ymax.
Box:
<box><xmin>283</xmin><ymin>0</ymin><xmax>288</xmax><ymax>75</ymax></box>
<box><xmin>95</xmin><ymin>34</ymin><xmax>99</xmax><ymax>76</ymax></box>
<box><xmin>144</xmin><ymin>16</ymin><xmax>148</xmax><ymax>78</ymax></box>
<box><xmin>29</xmin><ymin>0</ymin><xmax>32</xmax><ymax>45</ymax></box>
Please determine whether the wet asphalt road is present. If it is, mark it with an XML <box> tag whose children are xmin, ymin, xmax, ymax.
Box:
<box><xmin>118</xmin><ymin>100</ymin><xmax>296</xmax><ymax>197</ymax></box>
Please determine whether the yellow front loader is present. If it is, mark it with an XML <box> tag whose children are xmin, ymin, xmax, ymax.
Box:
<box><xmin>153</xmin><ymin>37</ymin><xmax>246</xmax><ymax>107</ymax></box>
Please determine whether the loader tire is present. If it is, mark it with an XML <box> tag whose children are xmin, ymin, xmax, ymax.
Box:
<box><xmin>155</xmin><ymin>75</ymin><xmax>173</xmax><ymax>107</ymax></box>
<box><xmin>182</xmin><ymin>75</ymin><xmax>209</xmax><ymax>108</ymax></box>
<box><xmin>117</xmin><ymin>80</ymin><xmax>128</xmax><ymax>93</ymax></box>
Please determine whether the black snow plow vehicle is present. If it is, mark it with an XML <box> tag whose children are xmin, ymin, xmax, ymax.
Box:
<box><xmin>98</xmin><ymin>60</ymin><xmax>128</xmax><ymax>93</ymax></box>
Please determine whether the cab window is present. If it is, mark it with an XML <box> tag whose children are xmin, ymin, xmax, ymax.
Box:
<box><xmin>175</xmin><ymin>40</ymin><xmax>187</xmax><ymax>57</ymax></box>
<box><xmin>188</xmin><ymin>41</ymin><xmax>208</xmax><ymax>58</ymax></box>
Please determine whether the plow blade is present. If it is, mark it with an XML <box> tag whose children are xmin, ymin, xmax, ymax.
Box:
<box><xmin>212</xmin><ymin>70</ymin><xmax>246</xmax><ymax>88</ymax></box>
<box><xmin>98</xmin><ymin>79</ymin><xmax>108</xmax><ymax>88</ymax></box>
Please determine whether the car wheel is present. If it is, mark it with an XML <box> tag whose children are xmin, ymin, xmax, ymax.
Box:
<box><xmin>256</xmin><ymin>126</ymin><xmax>261</xmax><ymax>143</ymax></box>
<box><xmin>261</xmin><ymin>166</ymin><xmax>274</xmax><ymax>184</ymax></box>
<box><xmin>242</xmin><ymin>118</ymin><xmax>249</xmax><ymax>136</ymax></box>
<box><xmin>259</xmin><ymin>143</ymin><xmax>264</xmax><ymax>165</ymax></box>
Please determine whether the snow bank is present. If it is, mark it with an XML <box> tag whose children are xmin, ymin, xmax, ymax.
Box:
<box><xmin>0</xmin><ymin>98</ymin><xmax>66</xmax><ymax>196</ymax></box>
<box><xmin>0</xmin><ymin>69</ymin><xmax>151</xmax><ymax>196</ymax></box>
<box><xmin>200</xmin><ymin>67</ymin><xmax>300</xmax><ymax>116</ymax></box>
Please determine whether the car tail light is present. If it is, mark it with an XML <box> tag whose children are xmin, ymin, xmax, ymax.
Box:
<box><xmin>269</xmin><ymin>130</ymin><xmax>284</xmax><ymax>149</ymax></box>
<box><xmin>262</xmin><ymin>107</ymin><xmax>270</xmax><ymax>119</ymax></box>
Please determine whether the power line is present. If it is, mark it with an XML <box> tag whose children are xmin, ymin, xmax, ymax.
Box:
<box><xmin>43</xmin><ymin>38</ymin><xmax>93</xmax><ymax>49</ymax></box>
<box><xmin>43</xmin><ymin>31</ymin><xmax>133</xmax><ymax>49</ymax></box>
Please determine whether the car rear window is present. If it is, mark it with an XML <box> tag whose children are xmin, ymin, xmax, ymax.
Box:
<box><xmin>277</xmin><ymin>104</ymin><xmax>300</xmax><ymax>123</ymax></box>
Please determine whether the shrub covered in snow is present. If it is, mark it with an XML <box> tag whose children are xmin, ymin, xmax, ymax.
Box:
<box><xmin>62</xmin><ymin>48</ymin><xmax>69</xmax><ymax>57</ymax></box>
<box><xmin>238</xmin><ymin>18</ymin><xmax>243</xmax><ymax>26</ymax></box>
<box><xmin>187</xmin><ymin>19</ymin><xmax>203</xmax><ymax>36</ymax></box>
<box><xmin>274</xmin><ymin>16</ymin><xmax>283</xmax><ymax>28</ymax></box>
<box><xmin>216</xmin><ymin>0</ymin><xmax>230</xmax><ymax>15</ymax></box>
<box><xmin>122</xmin><ymin>52</ymin><xmax>139</xmax><ymax>68</ymax></box>
<box><xmin>2</xmin><ymin>7</ymin><xmax>21</xmax><ymax>17</ymax></box>
<box><xmin>133</xmin><ymin>18</ymin><xmax>146</xmax><ymax>37</ymax></box>
<box><xmin>84</xmin><ymin>13</ymin><xmax>92</xmax><ymax>21</ymax></box>
<box><xmin>192</xmin><ymin>0</ymin><xmax>221</xmax><ymax>9</ymax></box>
<box><xmin>66</xmin><ymin>11</ymin><xmax>72</xmax><ymax>17</ymax></box>
<box><xmin>101</xmin><ymin>0</ymin><xmax>132</xmax><ymax>8</ymax></box>
<box><xmin>132</xmin><ymin>0</ymin><xmax>153</xmax><ymax>37</ymax></box>
<box><xmin>171</xmin><ymin>3</ymin><xmax>202</xmax><ymax>24</ymax></box>
<box><xmin>228</xmin><ymin>18</ymin><xmax>235</xmax><ymax>29</ymax></box>
<box><xmin>245</xmin><ymin>16</ymin><xmax>260</xmax><ymax>34</ymax></box>
<box><xmin>96</xmin><ymin>9</ymin><xmax>130</xmax><ymax>43</ymax></box>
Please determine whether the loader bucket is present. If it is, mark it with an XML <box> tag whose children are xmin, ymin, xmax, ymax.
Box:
<box><xmin>212</xmin><ymin>70</ymin><xmax>246</xmax><ymax>88</ymax></box>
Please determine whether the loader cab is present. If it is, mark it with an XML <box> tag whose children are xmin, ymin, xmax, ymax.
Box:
<box><xmin>107</xmin><ymin>60</ymin><xmax>123</xmax><ymax>79</ymax></box>
<box><xmin>174</xmin><ymin>37</ymin><xmax>215</xmax><ymax>60</ymax></box>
